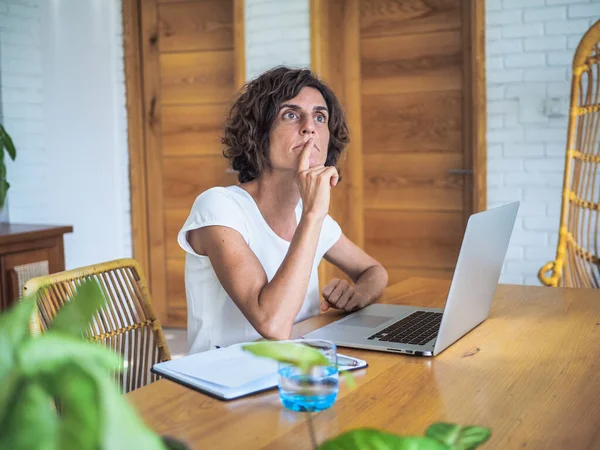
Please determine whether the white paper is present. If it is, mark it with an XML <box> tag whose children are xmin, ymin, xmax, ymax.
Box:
<box><xmin>160</xmin><ymin>344</ymin><xmax>279</xmax><ymax>388</ymax></box>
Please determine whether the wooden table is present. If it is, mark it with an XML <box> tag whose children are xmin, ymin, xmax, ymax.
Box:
<box><xmin>127</xmin><ymin>278</ymin><xmax>600</xmax><ymax>449</ymax></box>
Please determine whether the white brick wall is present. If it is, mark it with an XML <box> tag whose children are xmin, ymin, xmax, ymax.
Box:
<box><xmin>245</xmin><ymin>0</ymin><xmax>310</xmax><ymax>80</ymax></box>
<box><xmin>486</xmin><ymin>0</ymin><xmax>599</xmax><ymax>285</ymax></box>
<box><xmin>0</xmin><ymin>0</ymin><xmax>131</xmax><ymax>269</ymax></box>
<box><xmin>0</xmin><ymin>0</ymin><xmax>45</xmax><ymax>223</ymax></box>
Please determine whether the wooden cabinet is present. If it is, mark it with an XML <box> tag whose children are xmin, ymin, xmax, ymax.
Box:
<box><xmin>0</xmin><ymin>223</ymin><xmax>73</xmax><ymax>311</ymax></box>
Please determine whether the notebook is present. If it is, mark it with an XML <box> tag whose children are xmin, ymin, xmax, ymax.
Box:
<box><xmin>151</xmin><ymin>343</ymin><xmax>368</xmax><ymax>401</ymax></box>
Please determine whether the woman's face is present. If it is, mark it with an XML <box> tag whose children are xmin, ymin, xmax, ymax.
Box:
<box><xmin>268</xmin><ymin>87</ymin><xmax>330</xmax><ymax>172</ymax></box>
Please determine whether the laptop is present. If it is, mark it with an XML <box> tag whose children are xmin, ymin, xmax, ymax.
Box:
<box><xmin>304</xmin><ymin>202</ymin><xmax>520</xmax><ymax>357</ymax></box>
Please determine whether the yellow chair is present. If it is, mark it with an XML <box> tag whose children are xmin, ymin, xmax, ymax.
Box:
<box><xmin>539</xmin><ymin>20</ymin><xmax>600</xmax><ymax>287</ymax></box>
<box><xmin>24</xmin><ymin>258</ymin><xmax>171</xmax><ymax>393</ymax></box>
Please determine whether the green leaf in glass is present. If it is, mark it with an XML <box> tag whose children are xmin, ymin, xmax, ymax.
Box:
<box><xmin>317</xmin><ymin>428</ymin><xmax>450</xmax><ymax>450</ymax></box>
<box><xmin>50</xmin><ymin>278</ymin><xmax>106</xmax><ymax>337</ymax></box>
<box><xmin>425</xmin><ymin>423</ymin><xmax>491</xmax><ymax>450</ymax></box>
<box><xmin>42</xmin><ymin>364</ymin><xmax>101</xmax><ymax>450</ymax></box>
<box><xmin>0</xmin><ymin>382</ymin><xmax>59</xmax><ymax>450</ymax></box>
<box><xmin>242</xmin><ymin>341</ymin><xmax>329</xmax><ymax>373</ymax></box>
<box><xmin>17</xmin><ymin>332</ymin><xmax>124</xmax><ymax>377</ymax></box>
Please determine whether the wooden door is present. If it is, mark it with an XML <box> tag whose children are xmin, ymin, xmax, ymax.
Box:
<box><xmin>312</xmin><ymin>0</ymin><xmax>486</xmax><ymax>286</ymax></box>
<box><xmin>126</xmin><ymin>0</ymin><xmax>245</xmax><ymax>326</ymax></box>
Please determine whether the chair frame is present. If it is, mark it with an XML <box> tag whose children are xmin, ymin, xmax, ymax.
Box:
<box><xmin>540</xmin><ymin>20</ymin><xmax>600</xmax><ymax>287</ymax></box>
<box><xmin>24</xmin><ymin>258</ymin><xmax>171</xmax><ymax>391</ymax></box>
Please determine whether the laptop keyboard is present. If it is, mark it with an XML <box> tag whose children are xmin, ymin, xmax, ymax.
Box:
<box><xmin>367</xmin><ymin>311</ymin><xmax>442</xmax><ymax>345</ymax></box>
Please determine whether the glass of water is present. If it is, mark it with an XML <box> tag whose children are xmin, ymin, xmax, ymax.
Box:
<box><xmin>277</xmin><ymin>339</ymin><xmax>339</xmax><ymax>412</ymax></box>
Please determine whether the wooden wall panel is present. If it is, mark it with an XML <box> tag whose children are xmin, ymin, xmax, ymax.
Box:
<box><xmin>364</xmin><ymin>153</ymin><xmax>464</xmax><ymax>211</ymax></box>
<box><xmin>157</xmin><ymin>1</ymin><xmax>233</xmax><ymax>52</ymax></box>
<box><xmin>131</xmin><ymin>0</ymin><xmax>240</xmax><ymax>327</ymax></box>
<box><xmin>161</xmin><ymin>104</ymin><xmax>229</xmax><ymax>156</ymax></box>
<box><xmin>359</xmin><ymin>0</ymin><xmax>461</xmax><ymax>37</ymax></box>
<box><xmin>365</xmin><ymin>210</ymin><xmax>463</xmax><ymax>269</ymax></box>
<box><xmin>162</xmin><ymin>156</ymin><xmax>238</xmax><ymax>209</ymax></box>
<box><xmin>164</xmin><ymin>209</ymin><xmax>188</xmax><ymax>259</ymax></box>
<box><xmin>361</xmin><ymin>31</ymin><xmax>463</xmax><ymax>95</ymax></box>
<box><xmin>362</xmin><ymin>91</ymin><xmax>462</xmax><ymax>154</ymax></box>
<box><xmin>160</xmin><ymin>50</ymin><xmax>235</xmax><ymax>104</ymax></box>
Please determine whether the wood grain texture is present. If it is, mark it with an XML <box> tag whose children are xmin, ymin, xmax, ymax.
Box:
<box><xmin>161</xmin><ymin>104</ymin><xmax>228</xmax><ymax>156</ymax></box>
<box><xmin>233</xmin><ymin>0</ymin><xmax>245</xmax><ymax>89</ymax></box>
<box><xmin>364</xmin><ymin>153</ymin><xmax>464</xmax><ymax>211</ymax></box>
<box><xmin>362</xmin><ymin>91</ymin><xmax>462</xmax><ymax>153</ymax></box>
<box><xmin>344</xmin><ymin>0</ymin><xmax>365</xmax><ymax>248</ymax></box>
<box><xmin>464</xmin><ymin>0</ymin><xmax>487</xmax><ymax>214</ymax></box>
<box><xmin>160</xmin><ymin>50</ymin><xmax>235</xmax><ymax>104</ymax></box>
<box><xmin>311</xmin><ymin>0</ymin><xmax>350</xmax><ymax>293</ymax></box>
<box><xmin>157</xmin><ymin>0</ymin><xmax>233</xmax><ymax>52</ymax></box>
<box><xmin>162</xmin><ymin>156</ymin><xmax>238</xmax><ymax>209</ymax></box>
<box><xmin>166</xmin><ymin>258</ymin><xmax>186</xmax><ymax>321</ymax></box>
<box><xmin>360</xmin><ymin>0</ymin><xmax>461</xmax><ymax>37</ymax></box>
<box><xmin>135</xmin><ymin>0</ymin><xmax>236</xmax><ymax>327</ymax></box>
<box><xmin>164</xmin><ymin>209</ymin><xmax>188</xmax><ymax>260</ymax></box>
<box><xmin>365</xmin><ymin>210</ymin><xmax>463</xmax><ymax>268</ymax></box>
<box><xmin>361</xmin><ymin>30</ymin><xmax>463</xmax><ymax>95</ymax></box>
<box><xmin>127</xmin><ymin>279</ymin><xmax>600</xmax><ymax>450</ymax></box>
<box><xmin>122</xmin><ymin>0</ymin><xmax>150</xmax><ymax>285</ymax></box>
<box><xmin>140</xmin><ymin>0</ymin><xmax>168</xmax><ymax>322</ymax></box>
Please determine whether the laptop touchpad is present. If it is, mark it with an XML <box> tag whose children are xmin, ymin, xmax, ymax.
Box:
<box><xmin>339</xmin><ymin>315</ymin><xmax>392</xmax><ymax>328</ymax></box>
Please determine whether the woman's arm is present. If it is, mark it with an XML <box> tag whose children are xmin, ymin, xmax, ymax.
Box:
<box><xmin>188</xmin><ymin>140</ymin><xmax>339</xmax><ymax>340</ymax></box>
<box><xmin>188</xmin><ymin>213</ymin><xmax>325</xmax><ymax>341</ymax></box>
<box><xmin>321</xmin><ymin>234</ymin><xmax>388</xmax><ymax>312</ymax></box>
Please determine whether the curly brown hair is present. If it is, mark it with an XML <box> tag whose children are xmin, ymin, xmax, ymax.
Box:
<box><xmin>222</xmin><ymin>66</ymin><xmax>350</xmax><ymax>183</ymax></box>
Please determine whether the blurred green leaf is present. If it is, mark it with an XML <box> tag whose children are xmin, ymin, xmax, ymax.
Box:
<box><xmin>318</xmin><ymin>429</ymin><xmax>450</xmax><ymax>450</ymax></box>
<box><xmin>17</xmin><ymin>333</ymin><xmax>124</xmax><ymax>376</ymax></box>
<box><xmin>425</xmin><ymin>423</ymin><xmax>491</xmax><ymax>450</ymax></box>
<box><xmin>50</xmin><ymin>278</ymin><xmax>106</xmax><ymax>337</ymax></box>
<box><xmin>89</xmin><ymin>367</ymin><xmax>167</xmax><ymax>450</ymax></box>
<box><xmin>0</xmin><ymin>370</ymin><xmax>20</xmax><ymax>431</ymax></box>
<box><xmin>425</xmin><ymin>423</ymin><xmax>461</xmax><ymax>446</ymax></box>
<box><xmin>43</xmin><ymin>364</ymin><xmax>100</xmax><ymax>450</ymax></box>
<box><xmin>339</xmin><ymin>370</ymin><xmax>356</xmax><ymax>389</ymax></box>
<box><xmin>242</xmin><ymin>342</ymin><xmax>329</xmax><ymax>373</ymax></box>
<box><xmin>161</xmin><ymin>436</ymin><xmax>190</xmax><ymax>450</ymax></box>
<box><xmin>454</xmin><ymin>426</ymin><xmax>491</xmax><ymax>450</ymax></box>
<box><xmin>0</xmin><ymin>124</ymin><xmax>17</xmax><ymax>160</ymax></box>
<box><xmin>0</xmin><ymin>382</ymin><xmax>58</xmax><ymax>450</ymax></box>
<box><xmin>0</xmin><ymin>296</ymin><xmax>36</xmax><ymax>379</ymax></box>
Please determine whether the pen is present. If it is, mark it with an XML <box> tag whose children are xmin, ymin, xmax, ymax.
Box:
<box><xmin>337</xmin><ymin>354</ymin><xmax>359</xmax><ymax>367</ymax></box>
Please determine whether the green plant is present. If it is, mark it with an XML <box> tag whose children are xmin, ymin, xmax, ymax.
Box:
<box><xmin>0</xmin><ymin>124</ymin><xmax>16</xmax><ymax>209</ymax></box>
<box><xmin>0</xmin><ymin>279</ymin><xmax>183</xmax><ymax>450</ymax></box>
<box><xmin>243</xmin><ymin>342</ymin><xmax>491</xmax><ymax>450</ymax></box>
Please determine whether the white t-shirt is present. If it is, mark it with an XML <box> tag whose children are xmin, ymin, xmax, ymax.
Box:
<box><xmin>177</xmin><ymin>185</ymin><xmax>342</xmax><ymax>354</ymax></box>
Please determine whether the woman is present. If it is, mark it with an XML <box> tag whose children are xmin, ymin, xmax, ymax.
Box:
<box><xmin>178</xmin><ymin>67</ymin><xmax>388</xmax><ymax>354</ymax></box>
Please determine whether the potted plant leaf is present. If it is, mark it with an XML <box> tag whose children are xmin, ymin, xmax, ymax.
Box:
<box><xmin>0</xmin><ymin>278</ymin><xmax>187</xmax><ymax>450</ymax></box>
<box><xmin>244</xmin><ymin>342</ymin><xmax>491</xmax><ymax>450</ymax></box>
<box><xmin>0</xmin><ymin>123</ymin><xmax>17</xmax><ymax>216</ymax></box>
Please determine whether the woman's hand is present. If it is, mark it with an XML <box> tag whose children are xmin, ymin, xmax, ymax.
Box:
<box><xmin>296</xmin><ymin>138</ymin><xmax>339</xmax><ymax>220</ymax></box>
<box><xmin>321</xmin><ymin>278</ymin><xmax>369</xmax><ymax>313</ymax></box>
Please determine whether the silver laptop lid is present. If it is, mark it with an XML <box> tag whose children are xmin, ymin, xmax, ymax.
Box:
<box><xmin>433</xmin><ymin>201</ymin><xmax>519</xmax><ymax>355</ymax></box>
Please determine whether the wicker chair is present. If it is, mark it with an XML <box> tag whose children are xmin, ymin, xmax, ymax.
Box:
<box><xmin>23</xmin><ymin>258</ymin><xmax>171</xmax><ymax>393</ymax></box>
<box><xmin>539</xmin><ymin>20</ymin><xmax>600</xmax><ymax>287</ymax></box>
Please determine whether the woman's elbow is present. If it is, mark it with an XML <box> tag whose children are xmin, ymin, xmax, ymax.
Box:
<box><xmin>255</xmin><ymin>319</ymin><xmax>292</xmax><ymax>341</ymax></box>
